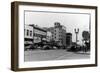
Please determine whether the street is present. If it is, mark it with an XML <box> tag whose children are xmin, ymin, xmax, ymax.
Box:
<box><xmin>24</xmin><ymin>49</ymin><xmax>90</xmax><ymax>62</ymax></box>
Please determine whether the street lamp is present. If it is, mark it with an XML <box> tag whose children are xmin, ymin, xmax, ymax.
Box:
<box><xmin>74</xmin><ymin>28</ymin><xmax>79</xmax><ymax>48</ymax></box>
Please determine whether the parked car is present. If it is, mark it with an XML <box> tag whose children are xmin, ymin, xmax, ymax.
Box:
<box><xmin>25</xmin><ymin>45</ymin><xmax>31</xmax><ymax>51</ymax></box>
<box><xmin>37</xmin><ymin>46</ymin><xmax>42</xmax><ymax>49</ymax></box>
<box><xmin>29</xmin><ymin>45</ymin><xmax>37</xmax><ymax>50</ymax></box>
<box><xmin>43</xmin><ymin>45</ymin><xmax>52</xmax><ymax>50</ymax></box>
<box><xmin>53</xmin><ymin>46</ymin><xmax>58</xmax><ymax>50</ymax></box>
<box><xmin>67</xmin><ymin>45</ymin><xmax>81</xmax><ymax>52</ymax></box>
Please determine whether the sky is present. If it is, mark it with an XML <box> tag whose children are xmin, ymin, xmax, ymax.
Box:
<box><xmin>25</xmin><ymin>11</ymin><xmax>90</xmax><ymax>45</ymax></box>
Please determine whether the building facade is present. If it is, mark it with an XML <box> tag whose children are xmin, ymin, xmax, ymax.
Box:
<box><xmin>24</xmin><ymin>23</ymin><xmax>67</xmax><ymax>50</ymax></box>
<box><xmin>29</xmin><ymin>24</ymin><xmax>47</xmax><ymax>44</ymax></box>
<box><xmin>66</xmin><ymin>33</ymin><xmax>72</xmax><ymax>47</ymax></box>
<box><xmin>24</xmin><ymin>25</ymin><xmax>33</xmax><ymax>49</ymax></box>
<box><xmin>46</xmin><ymin>31</ymin><xmax>52</xmax><ymax>42</ymax></box>
<box><xmin>52</xmin><ymin>22</ymin><xmax>66</xmax><ymax>47</ymax></box>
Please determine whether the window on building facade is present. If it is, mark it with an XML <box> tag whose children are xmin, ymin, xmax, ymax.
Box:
<box><xmin>54</xmin><ymin>30</ymin><xmax>56</xmax><ymax>33</ymax></box>
<box><xmin>24</xmin><ymin>29</ymin><xmax>25</xmax><ymax>35</ymax></box>
<box><xmin>30</xmin><ymin>31</ymin><xmax>32</xmax><ymax>36</ymax></box>
<box><xmin>34</xmin><ymin>33</ymin><xmax>35</xmax><ymax>36</ymax></box>
<box><xmin>52</xmin><ymin>35</ymin><xmax>53</xmax><ymax>37</ymax></box>
<box><xmin>27</xmin><ymin>30</ymin><xmax>29</xmax><ymax>36</ymax></box>
<box><xmin>55</xmin><ymin>33</ymin><xmax>56</xmax><ymax>36</ymax></box>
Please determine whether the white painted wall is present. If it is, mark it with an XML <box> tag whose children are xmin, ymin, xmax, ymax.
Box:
<box><xmin>0</xmin><ymin>0</ymin><xmax>99</xmax><ymax>73</ymax></box>
<box><xmin>24</xmin><ymin>25</ymin><xmax>33</xmax><ymax>39</ymax></box>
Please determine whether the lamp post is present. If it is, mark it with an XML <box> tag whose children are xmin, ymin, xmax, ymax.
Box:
<box><xmin>74</xmin><ymin>28</ymin><xmax>79</xmax><ymax>48</ymax></box>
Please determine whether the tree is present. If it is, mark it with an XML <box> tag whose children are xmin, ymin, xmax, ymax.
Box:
<box><xmin>82</xmin><ymin>31</ymin><xmax>90</xmax><ymax>51</ymax></box>
<box><xmin>82</xmin><ymin>31</ymin><xmax>90</xmax><ymax>41</ymax></box>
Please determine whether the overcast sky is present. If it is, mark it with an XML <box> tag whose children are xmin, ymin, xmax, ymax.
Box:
<box><xmin>25</xmin><ymin>11</ymin><xmax>90</xmax><ymax>45</ymax></box>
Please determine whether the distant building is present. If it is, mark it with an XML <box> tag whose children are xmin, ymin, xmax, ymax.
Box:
<box><xmin>66</xmin><ymin>33</ymin><xmax>72</xmax><ymax>47</ymax></box>
<box><xmin>43</xmin><ymin>22</ymin><xmax>67</xmax><ymax>47</ymax></box>
<box><xmin>29</xmin><ymin>24</ymin><xmax>47</xmax><ymax>44</ymax></box>
<box><xmin>53</xmin><ymin>22</ymin><xmax>66</xmax><ymax>46</ymax></box>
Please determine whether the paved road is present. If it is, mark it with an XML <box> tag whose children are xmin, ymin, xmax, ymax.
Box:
<box><xmin>24</xmin><ymin>50</ymin><xmax>90</xmax><ymax>62</ymax></box>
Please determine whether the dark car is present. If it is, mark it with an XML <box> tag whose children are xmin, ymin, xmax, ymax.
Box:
<box><xmin>67</xmin><ymin>45</ymin><xmax>81</xmax><ymax>52</ymax></box>
<box><xmin>67</xmin><ymin>45</ymin><xmax>76</xmax><ymax>52</ymax></box>
<box><xmin>29</xmin><ymin>44</ymin><xmax>37</xmax><ymax>50</ymax></box>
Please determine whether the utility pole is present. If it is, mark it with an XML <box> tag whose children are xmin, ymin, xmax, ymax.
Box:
<box><xmin>74</xmin><ymin>28</ymin><xmax>79</xmax><ymax>48</ymax></box>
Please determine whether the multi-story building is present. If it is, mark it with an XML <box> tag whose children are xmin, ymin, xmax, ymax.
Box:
<box><xmin>24</xmin><ymin>23</ymin><xmax>67</xmax><ymax>50</ymax></box>
<box><xmin>24</xmin><ymin>25</ymin><xmax>33</xmax><ymax>49</ymax></box>
<box><xmin>24</xmin><ymin>24</ymin><xmax>47</xmax><ymax>50</ymax></box>
<box><xmin>52</xmin><ymin>22</ymin><xmax>66</xmax><ymax>47</ymax></box>
<box><xmin>66</xmin><ymin>33</ymin><xmax>72</xmax><ymax>47</ymax></box>
<box><xmin>29</xmin><ymin>24</ymin><xmax>47</xmax><ymax>44</ymax></box>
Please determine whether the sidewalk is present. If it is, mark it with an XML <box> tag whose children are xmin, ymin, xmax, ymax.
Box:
<box><xmin>75</xmin><ymin>51</ymin><xmax>90</xmax><ymax>55</ymax></box>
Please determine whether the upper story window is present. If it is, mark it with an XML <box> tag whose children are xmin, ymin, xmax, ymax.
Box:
<box><xmin>30</xmin><ymin>31</ymin><xmax>32</xmax><ymax>36</ymax></box>
<box><xmin>24</xmin><ymin>29</ymin><xmax>25</xmax><ymax>35</ymax></box>
<box><xmin>27</xmin><ymin>30</ymin><xmax>29</xmax><ymax>36</ymax></box>
<box><xmin>55</xmin><ymin>30</ymin><xmax>56</xmax><ymax>32</ymax></box>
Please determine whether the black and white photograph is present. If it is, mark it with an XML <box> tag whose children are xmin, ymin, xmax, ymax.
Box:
<box><xmin>24</xmin><ymin>11</ymin><xmax>91</xmax><ymax>62</ymax></box>
<box><xmin>11</xmin><ymin>1</ymin><xmax>97</xmax><ymax>71</ymax></box>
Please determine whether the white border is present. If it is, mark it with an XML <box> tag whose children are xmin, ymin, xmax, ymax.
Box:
<box><xmin>19</xmin><ymin>5</ymin><xmax>96</xmax><ymax>68</ymax></box>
